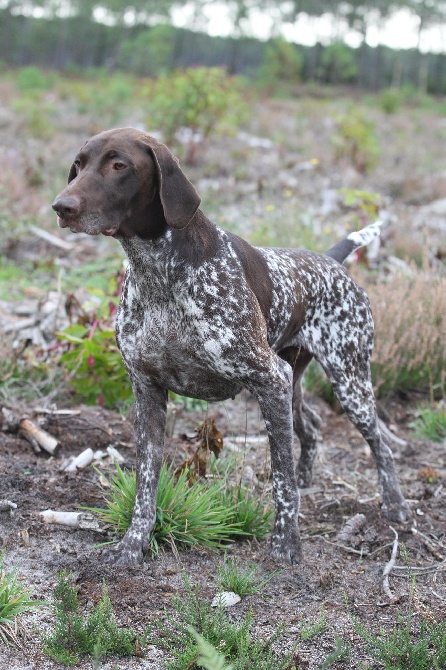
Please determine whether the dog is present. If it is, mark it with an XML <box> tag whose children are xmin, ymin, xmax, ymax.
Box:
<box><xmin>52</xmin><ymin>128</ymin><xmax>411</xmax><ymax>566</ymax></box>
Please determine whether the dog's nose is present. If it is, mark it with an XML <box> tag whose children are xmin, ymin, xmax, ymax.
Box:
<box><xmin>52</xmin><ymin>196</ymin><xmax>81</xmax><ymax>218</ymax></box>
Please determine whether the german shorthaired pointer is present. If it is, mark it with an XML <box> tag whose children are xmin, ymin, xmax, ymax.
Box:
<box><xmin>52</xmin><ymin>128</ymin><xmax>411</xmax><ymax>566</ymax></box>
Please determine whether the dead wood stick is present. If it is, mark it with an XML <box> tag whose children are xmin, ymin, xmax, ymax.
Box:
<box><xmin>336</xmin><ymin>513</ymin><xmax>366</xmax><ymax>546</ymax></box>
<box><xmin>40</xmin><ymin>510</ymin><xmax>102</xmax><ymax>531</ymax></box>
<box><xmin>382</xmin><ymin>526</ymin><xmax>399</xmax><ymax>601</ymax></box>
<box><xmin>29</xmin><ymin>224</ymin><xmax>74</xmax><ymax>251</ymax></box>
<box><xmin>19</xmin><ymin>418</ymin><xmax>59</xmax><ymax>455</ymax></box>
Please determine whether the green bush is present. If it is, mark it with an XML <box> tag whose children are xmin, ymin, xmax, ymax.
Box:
<box><xmin>145</xmin><ymin>67</ymin><xmax>249</xmax><ymax>163</ymax></box>
<box><xmin>118</xmin><ymin>24</ymin><xmax>175</xmax><ymax>76</ymax></box>
<box><xmin>318</xmin><ymin>43</ymin><xmax>358</xmax><ymax>84</ymax></box>
<box><xmin>0</xmin><ymin>552</ymin><xmax>44</xmax><ymax>646</ymax></box>
<box><xmin>43</xmin><ymin>571</ymin><xmax>139</xmax><ymax>665</ymax></box>
<box><xmin>332</xmin><ymin>109</ymin><xmax>380</xmax><ymax>173</ymax></box>
<box><xmin>257</xmin><ymin>38</ymin><xmax>303</xmax><ymax>91</ymax></box>
<box><xmin>379</xmin><ymin>87</ymin><xmax>403</xmax><ymax>114</ymax></box>
<box><xmin>15</xmin><ymin>66</ymin><xmax>55</xmax><ymax>91</ymax></box>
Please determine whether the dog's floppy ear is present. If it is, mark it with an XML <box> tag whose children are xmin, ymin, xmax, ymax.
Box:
<box><xmin>144</xmin><ymin>138</ymin><xmax>201</xmax><ymax>229</ymax></box>
<box><xmin>68</xmin><ymin>164</ymin><xmax>77</xmax><ymax>183</ymax></box>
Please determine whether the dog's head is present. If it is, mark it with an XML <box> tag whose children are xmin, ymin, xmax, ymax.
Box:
<box><xmin>52</xmin><ymin>128</ymin><xmax>201</xmax><ymax>237</ymax></box>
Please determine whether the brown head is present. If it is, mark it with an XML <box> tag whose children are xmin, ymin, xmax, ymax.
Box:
<box><xmin>52</xmin><ymin>128</ymin><xmax>201</xmax><ymax>238</ymax></box>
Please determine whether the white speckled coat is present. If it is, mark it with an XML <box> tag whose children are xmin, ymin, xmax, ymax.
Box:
<box><xmin>53</xmin><ymin>128</ymin><xmax>411</xmax><ymax>566</ymax></box>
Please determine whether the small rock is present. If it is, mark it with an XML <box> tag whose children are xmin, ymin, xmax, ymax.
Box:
<box><xmin>211</xmin><ymin>591</ymin><xmax>241</xmax><ymax>608</ymax></box>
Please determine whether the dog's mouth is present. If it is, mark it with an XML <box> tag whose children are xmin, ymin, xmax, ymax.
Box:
<box><xmin>56</xmin><ymin>215</ymin><xmax>119</xmax><ymax>237</ymax></box>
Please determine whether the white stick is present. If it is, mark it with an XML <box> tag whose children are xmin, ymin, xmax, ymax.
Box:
<box><xmin>40</xmin><ymin>510</ymin><xmax>101</xmax><ymax>530</ymax></box>
<box><xmin>382</xmin><ymin>526</ymin><xmax>399</xmax><ymax>601</ymax></box>
<box><xmin>64</xmin><ymin>447</ymin><xmax>94</xmax><ymax>472</ymax></box>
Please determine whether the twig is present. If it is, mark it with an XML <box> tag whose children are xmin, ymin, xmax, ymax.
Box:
<box><xmin>382</xmin><ymin>526</ymin><xmax>399</xmax><ymax>602</ymax></box>
<box><xmin>314</xmin><ymin>535</ymin><xmax>364</xmax><ymax>555</ymax></box>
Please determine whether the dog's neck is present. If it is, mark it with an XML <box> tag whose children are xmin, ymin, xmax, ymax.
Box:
<box><xmin>117</xmin><ymin>209</ymin><xmax>221</xmax><ymax>296</ymax></box>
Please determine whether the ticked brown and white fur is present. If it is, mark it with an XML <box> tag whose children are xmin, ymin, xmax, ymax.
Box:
<box><xmin>52</xmin><ymin>128</ymin><xmax>411</xmax><ymax>566</ymax></box>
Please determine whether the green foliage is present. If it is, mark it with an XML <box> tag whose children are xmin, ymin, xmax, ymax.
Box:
<box><xmin>318</xmin><ymin>42</ymin><xmax>358</xmax><ymax>84</ymax></box>
<box><xmin>354</xmin><ymin>613</ymin><xmax>446</xmax><ymax>670</ymax></box>
<box><xmin>91</xmin><ymin>463</ymin><xmax>257</xmax><ymax>556</ymax></box>
<box><xmin>145</xmin><ymin>67</ymin><xmax>249</xmax><ymax>162</ymax></box>
<box><xmin>119</xmin><ymin>24</ymin><xmax>175</xmax><ymax>76</ymax></box>
<box><xmin>300</xmin><ymin>611</ymin><xmax>327</xmax><ymax>641</ymax></box>
<box><xmin>332</xmin><ymin>110</ymin><xmax>380</xmax><ymax>173</ymax></box>
<box><xmin>215</xmin><ymin>483</ymin><xmax>273</xmax><ymax>540</ymax></box>
<box><xmin>217</xmin><ymin>554</ymin><xmax>282</xmax><ymax>597</ymax></box>
<box><xmin>58</xmin><ymin>284</ymin><xmax>132</xmax><ymax>409</ymax></box>
<box><xmin>410</xmin><ymin>404</ymin><xmax>446</xmax><ymax>442</ymax></box>
<box><xmin>379</xmin><ymin>88</ymin><xmax>403</xmax><ymax>114</ymax></box>
<box><xmin>303</xmin><ymin>361</ymin><xmax>335</xmax><ymax>406</ymax></box>
<box><xmin>190</xmin><ymin>628</ymin><xmax>234</xmax><ymax>670</ymax></box>
<box><xmin>0</xmin><ymin>553</ymin><xmax>44</xmax><ymax>645</ymax></box>
<box><xmin>43</xmin><ymin>571</ymin><xmax>139</xmax><ymax>666</ymax></box>
<box><xmin>147</xmin><ymin>573</ymin><xmax>297</xmax><ymax>670</ymax></box>
<box><xmin>258</xmin><ymin>38</ymin><xmax>303</xmax><ymax>91</ymax></box>
<box><xmin>15</xmin><ymin>66</ymin><xmax>55</xmax><ymax>91</ymax></box>
<box><xmin>339</xmin><ymin>188</ymin><xmax>382</xmax><ymax>227</ymax></box>
<box><xmin>12</xmin><ymin>94</ymin><xmax>56</xmax><ymax>139</ymax></box>
<box><xmin>317</xmin><ymin>635</ymin><xmax>350</xmax><ymax>668</ymax></box>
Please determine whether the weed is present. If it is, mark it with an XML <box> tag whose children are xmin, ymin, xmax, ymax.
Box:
<box><xmin>303</xmin><ymin>360</ymin><xmax>335</xmax><ymax>406</ymax></box>
<box><xmin>190</xmin><ymin>628</ymin><xmax>234</xmax><ymax>670</ymax></box>
<box><xmin>215</xmin><ymin>482</ymin><xmax>273</xmax><ymax>540</ymax></box>
<box><xmin>217</xmin><ymin>553</ymin><xmax>282</xmax><ymax>597</ymax></box>
<box><xmin>318</xmin><ymin>635</ymin><xmax>350</xmax><ymax>668</ymax></box>
<box><xmin>410</xmin><ymin>404</ymin><xmax>446</xmax><ymax>442</ymax></box>
<box><xmin>379</xmin><ymin>88</ymin><xmax>402</xmax><ymax>114</ymax></box>
<box><xmin>90</xmin><ymin>463</ymin><xmax>251</xmax><ymax>556</ymax></box>
<box><xmin>300</xmin><ymin>611</ymin><xmax>327</xmax><ymax>641</ymax></box>
<box><xmin>145</xmin><ymin>67</ymin><xmax>249</xmax><ymax>163</ymax></box>
<box><xmin>0</xmin><ymin>553</ymin><xmax>44</xmax><ymax>646</ymax></box>
<box><xmin>332</xmin><ymin>109</ymin><xmax>380</xmax><ymax>173</ymax></box>
<box><xmin>43</xmin><ymin>570</ymin><xmax>139</xmax><ymax>665</ymax></box>
<box><xmin>367</xmin><ymin>271</ymin><xmax>446</xmax><ymax>398</ymax></box>
<box><xmin>147</xmin><ymin>573</ymin><xmax>297</xmax><ymax>670</ymax></box>
<box><xmin>354</xmin><ymin>612</ymin><xmax>446</xmax><ymax>670</ymax></box>
<box><xmin>338</xmin><ymin>188</ymin><xmax>383</xmax><ymax>229</ymax></box>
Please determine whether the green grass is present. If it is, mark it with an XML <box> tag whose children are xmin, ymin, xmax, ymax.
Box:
<box><xmin>43</xmin><ymin>570</ymin><xmax>140</xmax><ymax>665</ymax></box>
<box><xmin>216</xmin><ymin>553</ymin><xmax>282</xmax><ymax>597</ymax></box>
<box><xmin>0</xmin><ymin>553</ymin><xmax>44</xmax><ymax>646</ymax></box>
<box><xmin>410</xmin><ymin>405</ymin><xmax>446</xmax><ymax>442</ymax></box>
<box><xmin>300</xmin><ymin>610</ymin><xmax>327</xmax><ymax>641</ymax></box>
<box><xmin>354</xmin><ymin>613</ymin><xmax>446</xmax><ymax>670</ymax></box>
<box><xmin>147</xmin><ymin>572</ymin><xmax>297</xmax><ymax>670</ymax></box>
<box><xmin>90</xmin><ymin>462</ymin><xmax>272</xmax><ymax>556</ymax></box>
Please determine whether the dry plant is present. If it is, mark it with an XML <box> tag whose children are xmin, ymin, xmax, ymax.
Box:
<box><xmin>364</xmin><ymin>270</ymin><xmax>446</xmax><ymax>398</ymax></box>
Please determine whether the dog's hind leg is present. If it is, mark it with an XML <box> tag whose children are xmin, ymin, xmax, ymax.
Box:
<box><xmin>281</xmin><ymin>347</ymin><xmax>322</xmax><ymax>488</ymax></box>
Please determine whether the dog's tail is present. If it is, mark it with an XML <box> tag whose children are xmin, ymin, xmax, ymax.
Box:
<box><xmin>324</xmin><ymin>220</ymin><xmax>383</xmax><ymax>264</ymax></box>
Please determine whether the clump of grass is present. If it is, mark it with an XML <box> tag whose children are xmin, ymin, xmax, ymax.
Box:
<box><xmin>217</xmin><ymin>553</ymin><xmax>282</xmax><ymax>597</ymax></box>
<box><xmin>43</xmin><ymin>570</ymin><xmax>139</xmax><ymax>666</ymax></box>
<box><xmin>0</xmin><ymin>553</ymin><xmax>44</xmax><ymax>646</ymax></box>
<box><xmin>91</xmin><ymin>462</ymin><xmax>272</xmax><ymax>556</ymax></box>
<box><xmin>354</xmin><ymin>613</ymin><xmax>446</xmax><ymax>670</ymax></box>
<box><xmin>410</xmin><ymin>404</ymin><xmax>446</xmax><ymax>442</ymax></box>
<box><xmin>147</xmin><ymin>573</ymin><xmax>297</xmax><ymax>670</ymax></box>
<box><xmin>366</xmin><ymin>271</ymin><xmax>446</xmax><ymax>398</ymax></box>
<box><xmin>300</xmin><ymin>610</ymin><xmax>327</xmax><ymax>641</ymax></box>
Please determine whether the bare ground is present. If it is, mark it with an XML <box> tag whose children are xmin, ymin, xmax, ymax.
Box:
<box><xmin>1</xmin><ymin>391</ymin><xmax>445</xmax><ymax>669</ymax></box>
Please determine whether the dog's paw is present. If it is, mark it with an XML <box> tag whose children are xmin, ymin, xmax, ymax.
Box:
<box><xmin>270</xmin><ymin>529</ymin><xmax>302</xmax><ymax>565</ymax></box>
<box><xmin>382</xmin><ymin>499</ymin><xmax>412</xmax><ymax>524</ymax></box>
<box><xmin>101</xmin><ymin>538</ymin><xmax>145</xmax><ymax>566</ymax></box>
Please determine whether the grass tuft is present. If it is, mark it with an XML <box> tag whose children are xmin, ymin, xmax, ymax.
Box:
<box><xmin>217</xmin><ymin>553</ymin><xmax>282</xmax><ymax>597</ymax></box>
<box><xmin>91</xmin><ymin>462</ymin><xmax>272</xmax><ymax>556</ymax></box>
<box><xmin>410</xmin><ymin>404</ymin><xmax>446</xmax><ymax>442</ymax></box>
<box><xmin>0</xmin><ymin>553</ymin><xmax>44</xmax><ymax>646</ymax></box>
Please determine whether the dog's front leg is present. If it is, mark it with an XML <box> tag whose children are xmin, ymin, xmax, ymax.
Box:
<box><xmin>250</xmin><ymin>359</ymin><xmax>302</xmax><ymax>564</ymax></box>
<box><xmin>102</xmin><ymin>377</ymin><xmax>167</xmax><ymax>566</ymax></box>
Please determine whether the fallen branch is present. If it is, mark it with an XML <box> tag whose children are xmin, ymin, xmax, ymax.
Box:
<box><xmin>1</xmin><ymin>408</ymin><xmax>59</xmax><ymax>455</ymax></box>
<box><xmin>40</xmin><ymin>510</ymin><xmax>102</xmax><ymax>531</ymax></box>
<box><xmin>63</xmin><ymin>447</ymin><xmax>94</xmax><ymax>472</ymax></box>
<box><xmin>381</xmin><ymin>526</ymin><xmax>399</xmax><ymax>602</ymax></box>
<box><xmin>336</xmin><ymin>513</ymin><xmax>366</xmax><ymax>546</ymax></box>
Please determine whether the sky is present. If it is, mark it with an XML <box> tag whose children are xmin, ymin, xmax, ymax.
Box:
<box><xmin>171</xmin><ymin>4</ymin><xmax>446</xmax><ymax>53</ymax></box>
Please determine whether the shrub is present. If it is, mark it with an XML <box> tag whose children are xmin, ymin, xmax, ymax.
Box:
<box><xmin>367</xmin><ymin>271</ymin><xmax>446</xmax><ymax>398</ymax></box>
<box><xmin>410</xmin><ymin>404</ymin><xmax>446</xmax><ymax>442</ymax></box>
<box><xmin>43</xmin><ymin>571</ymin><xmax>139</xmax><ymax>665</ymax></box>
<box><xmin>332</xmin><ymin>109</ymin><xmax>380</xmax><ymax>173</ymax></box>
<box><xmin>147</xmin><ymin>573</ymin><xmax>297</xmax><ymax>670</ymax></box>
<box><xmin>118</xmin><ymin>24</ymin><xmax>175</xmax><ymax>76</ymax></box>
<box><xmin>379</xmin><ymin>87</ymin><xmax>403</xmax><ymax>114</ymax></box>
<box><xmin>318</xmin><ymin>43</ymin><xmax>358</xmax><ymax>84</ymax></box>
<box><xmin>257</xmin><ymin>38</ymin><xmax>303</xmax><ymax>92</ymax></box>
<box><xmin>145</xmin><ymin>67</ymin><xmax>249</xmax><ymax>163</ymax></box>
<box><xmin>217</xmin><ymin>554</ymin><xmax>282</xmax><ymax>597</ymax></box>
<box><xmin>15</xmin><ymin>66</ymin><xmax>54</xmax><ymax>91</ymax></box>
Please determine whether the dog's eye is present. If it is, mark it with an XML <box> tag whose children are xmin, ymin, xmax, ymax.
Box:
<box><xmin>113</xmin><ymin>162</ymin><xmax>127</xmax><ymax>170</ymax></box>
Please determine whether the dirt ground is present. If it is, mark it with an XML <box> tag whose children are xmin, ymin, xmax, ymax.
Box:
<box><xmin>1</xmin><ymin>390</ymin><xmax>445</xmax><ymax>669</ymax></box>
